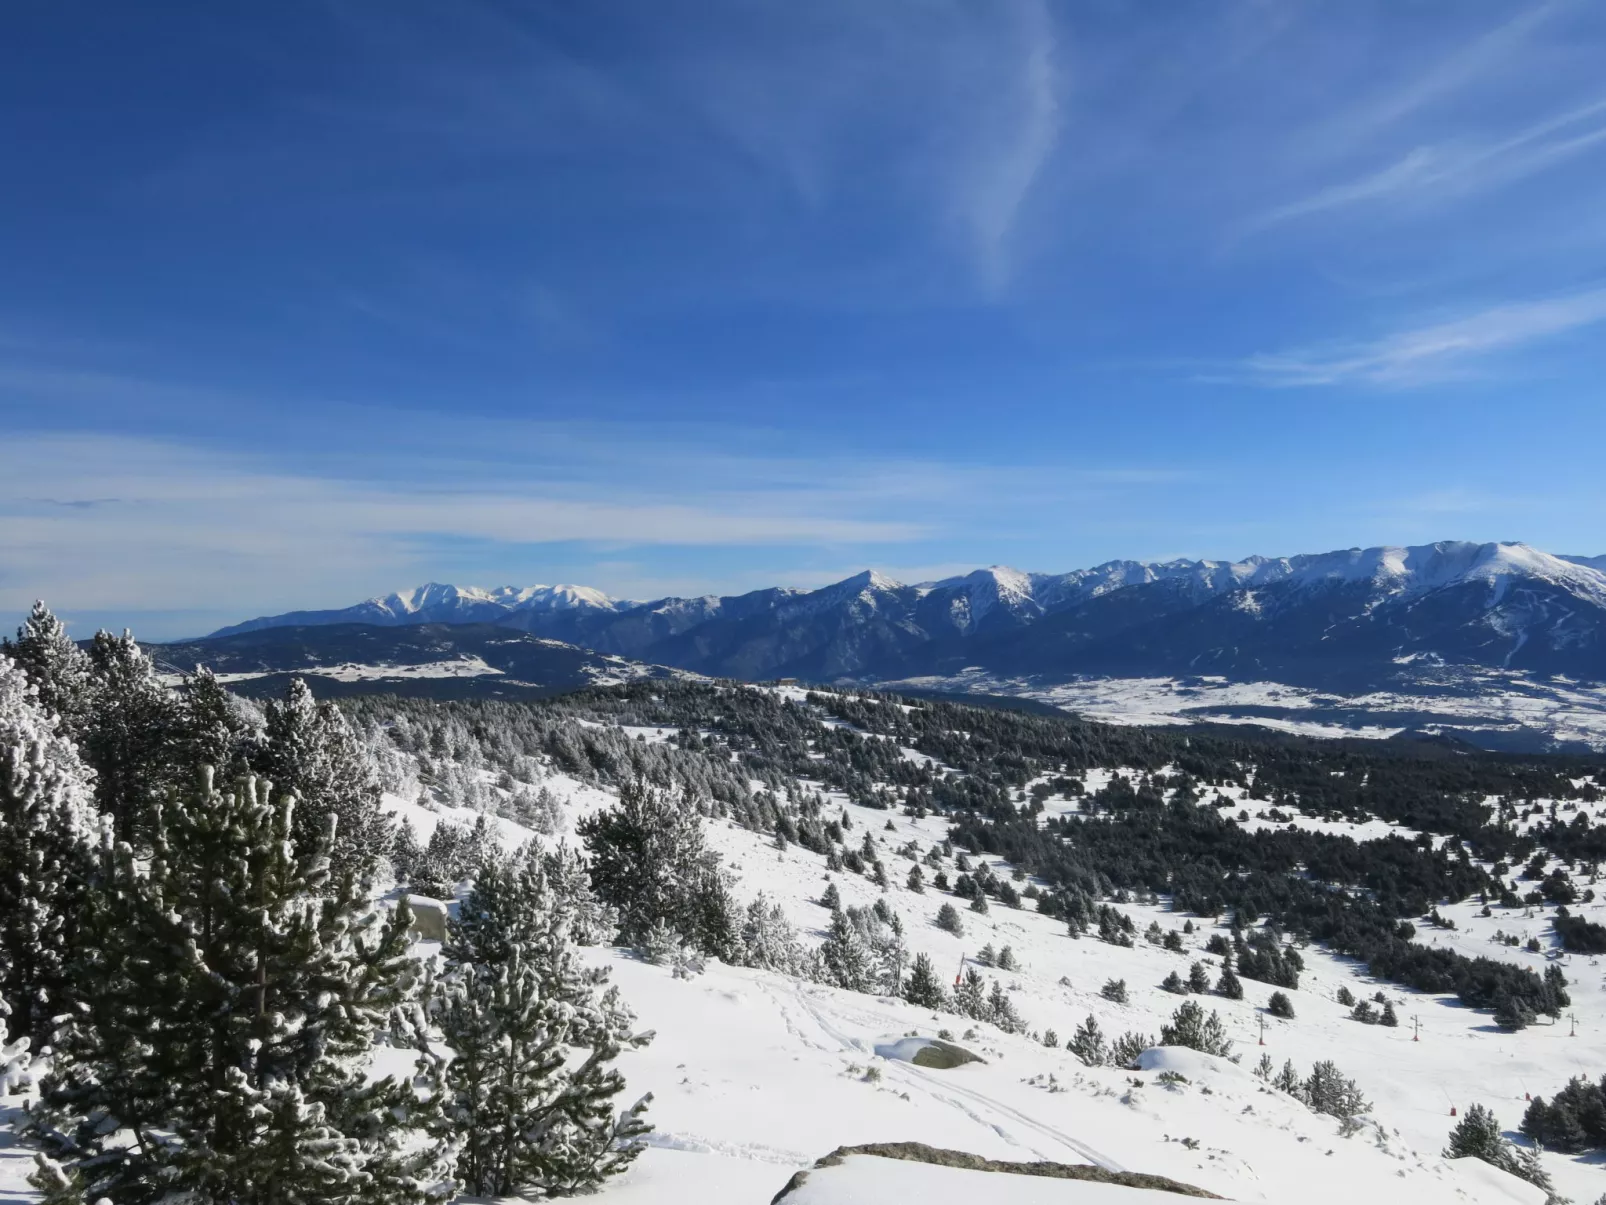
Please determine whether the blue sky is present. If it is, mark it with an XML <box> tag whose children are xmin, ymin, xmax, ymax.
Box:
<box><xmin>4</xmin><ymin>1</ymin><xmax>1606</xmax><ymax>638</ymax></box>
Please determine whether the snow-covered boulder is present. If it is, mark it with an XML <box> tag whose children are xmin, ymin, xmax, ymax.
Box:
<box><xmin>404</xmin><ymin>895</ymin><xmax>448</xmax><ymax>942</ymax></box>
<box><xmin>873</xmin><ymin>1036</ymin><xmax>983</xmax><ymax>1070</ymax></box>
<box><xmin>1134</xmin><ymin>1047</ymin><xmax>1256</xmax><ymax>1088</ymax></box>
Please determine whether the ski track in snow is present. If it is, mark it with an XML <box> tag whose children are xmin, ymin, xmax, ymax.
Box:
<box><xmin>755</xmin><ymin>974</ymin><xmax>1128</xmax><ymax>1171</ymax></box>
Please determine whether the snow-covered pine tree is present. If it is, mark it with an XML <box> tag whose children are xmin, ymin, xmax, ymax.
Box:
<box><xmin>638</xmin><ymin>917</ymin><xmax>688</xmax><ymax>967</ymax></box>
<box><xmin>3</xmin><ymin>603</ymin><xmax>93</xmax><ymax>737</ymax></box>
<box><xmin>986</xmin><ymin>979</ymin><xmax>1025</xmax><ymax>1033</ymax></box>
<box><xmin>903</xmin><ymin>952</ymin><xmax>945</xmax><ymax>1009</ymax></box>
<box><xmin>0</xmin><ymin>656</ymin><xmax>99</xmax><ymax>1046</ymax></box>
<box><xmin>953</xmin><ymin>967</ymin><xmax>987</xmax><ymax>1018</ymax></box>
<box><xmin>738</xmin><ymin>894</ymin><xmax>806</xmax><ymax>976</ymax></box>
<box><xmin>1160</xmin><ymin>1000</ymin><xmax>1233</xmax><ymax>1057</ymax></box>
<box><xmin>438</xmin><ymin>844</ymin><xmax>652</xmax><ymax>1198</ymax></box>
<box><xmin>260</xmin><ymin>678</ymin><xmax>393</xmax><ymax>885</ymax></box>
<box><xmin>1273</xmin><ymin>1059</ymin><xmax>1306</xmax><ymax>1099</ymax></box>
<box><xmin>1445</xmin><ymin>1103</ymin><xmax>1507</xmax><ymax>1162</ymax></box>
<box><xmin>1304</xmin><ymin>1060</ymin><xmax>1369</xmax><ymax>1120</ymax></box>
<box><xmin>818</xmin><ymin>906</ymin><xmax>876</xmax><ymax>993</ymax></box>
<box><xmin>83</xmin><ymin>629</ymin><xmax>179</xmax><ymax>845</ymax></box>
<box><xmin>1068</xmin><ymin>1015</ymin><xmax>1108</xmax><ymax>1067</ymax></box>
<box><xmin>174</xmin><ymin>666</ymin><xmax>256</xmax><ymax>780</ymax></box>
<box><xmin>541</xmin><ymin>842</ymin><xmax>618</xmax><ymax>947</ymax></box>
<box><xmin>30</xmin><ymin>770</ymin><xmax>451</xmax><ymax>1205</ymax></box>
<box><xmin>579</xmin><ymin>778</ymin><xmax>723</xmax><ymax>952</ymax></box>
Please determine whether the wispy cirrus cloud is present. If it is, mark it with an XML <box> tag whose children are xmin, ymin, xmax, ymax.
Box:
<box><xmin>1312</xmin><ymin>2</ymin><xmax>1562</xmax><ymax>155</ymax></box>
<box><xmin>949</xmin><ymin>0</ymin><xmax>1061</xmax><ymax>293</ymax></box>
<box><xmin>1255</xmin><ymin>93</ymin><xmax>1606</xmax><ymax>228</ymax></box>
<box><xmin>1237</xmin><ymin>287</ymin><xmax>1606</xmax><ymax>387</ymax></box>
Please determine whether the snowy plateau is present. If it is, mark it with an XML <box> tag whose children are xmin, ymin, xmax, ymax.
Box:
<box><xmin>9</xmin><ymin>680</ymin><xmax>1603</xmax><ymax>1205</ymax></box>
<box><xmin>190</xmin><ymin>540</ymin><xmax>1606</xmax><ymax>752</ymax></box>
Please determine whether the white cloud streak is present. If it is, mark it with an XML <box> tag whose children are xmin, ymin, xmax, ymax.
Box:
<box><xmin>0</xmin><ymin>426</ymin><xmax>1183</xmax><ymax>623</ymax></box>
<box><xmin>1257</xmin><ymin>93</ymin><xmax>1606</xmax><ymax>226</ymax></box>
<box><xmin>952</xmin><ymin>0</ymin><xmax>1061</xmax><ymax>293</ymax></box>
<box><xmin>1239</xmin><ymin>288</ymin><xmax>1606</xmax><ymax>386</ymax></box>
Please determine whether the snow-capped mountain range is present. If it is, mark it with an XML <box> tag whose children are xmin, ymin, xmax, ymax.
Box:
<box><xmin>208</xmin><ymin>541</ymin><xmax>1606</xmax><ymax>690</ymax></box>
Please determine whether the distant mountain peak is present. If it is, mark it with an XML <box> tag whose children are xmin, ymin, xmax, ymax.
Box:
<box><xmin>204</xmin><ymin>540</ymin><xmax>1606</xmax><ymax>689</ymax></box>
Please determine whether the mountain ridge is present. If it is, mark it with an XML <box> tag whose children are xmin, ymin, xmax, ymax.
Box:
<box><xmin>200</xmin><ymin>540</ymin><xmax>1606</xmax><ymax>698</ymax></box>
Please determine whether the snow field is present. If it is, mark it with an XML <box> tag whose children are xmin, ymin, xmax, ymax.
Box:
<box><xmin>518</xmin><ymin>774</ymin><xmax>1603</xmax><ymax>1204</ymax></box>
<box><xmin>326</xmin><ymin>738</ymin><xmax>1606</xmax><ymax>1202</ymax></box>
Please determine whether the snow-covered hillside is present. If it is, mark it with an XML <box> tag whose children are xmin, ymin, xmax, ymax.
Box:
<box><xmin>347</xmin><ymin>692</ymin><xmax>1606</xmax><ymax>1204</ymax></box>
<box><xmin>10</xmin><ymin>672</ymin><xmax>1602</xmax><ymax>1205</ymax></box>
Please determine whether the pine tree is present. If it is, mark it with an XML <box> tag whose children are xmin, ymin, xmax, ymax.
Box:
<box><xmin>986</xmin><ymin>979</ymin><xmax>1024</xmax><ymax>1034</ymax></box>
<box><xmin>1187</xmin><ymin>960</ymin><xmax>1211</xmax><ymax>993</ymax></box>
<box><xmin>83</xmin><ymin>629</ymin><xmax>178</xmax><ymax>844</ymax></box>
<box><xmin>1216</xmin><ymin>965</ymin><xmax>1243</xmax><ymax>1000</ymax></box>
<box><xmin>976</xmin><ymin>942</ymin><xmax>996</xmax><ymax>967</ymax></box>
<box><xmin>818</xmin><ymin>906</ymin><xmax>875</xmax><ymax>993</ymax></box>
<box><xmin>821</xmin><ymin>881</ymin><xmax>842</xmax><ymax>911</ymax></box>
<box><xmin>1380</xmin><ymin>1000</ymin><xmax>1399</xmax><ymax>1027</ymax></box>
<box><xmin>1493</xmin><ymin>991</ymin><xmax>1536</xmax><ymax>1031</ymax></box>
<box><xmin>1273</xmin><ymin>1059</ymin><xmax>1305</xmax><ymax>1098</ymax></box>
<box><xmin>1267</xmin><ymin>991</ymin><xmax>1295</xmax><ymax>1019</ymax></box>
<box><xmin>0</xmin><ymin>657</ymin><xmax>100</xmax><ymax>1046</ymax></box>
<box><xmin>935</xmin><ymin>901</ymin><xmax>964</xmax><ymax>936</ymax></box>
<box><xmin>1162</xmin><ymin>969</ymin><xmax>1187</xmax><ymax>994</ymax></box>
<box><xmin>903</xmin><ymin>952</ymin><xmax>946</xmax><ymax>1009</ymax></box>
<box><xmin>1101</xmin><ymin>978</ymin><xmax>1128</xmax><ymax>1004</ymax></box>
<box><xmin>1160</xmin><ymin>1000</ymin><xmax>1233</xmax><ymax>1057</ymax></box>
<box><xmin>174</xmin><ymin>667</ymin><xmax>255</xmax><ymax>780</ymax></box>
<box><xmin>687</xmin><ymin>865</ymin><xmax>742</xmax><ymax>962</ymax></box>
<box><xmin>1304</xmin><ymin>1060</ymin><xmax>1369</xmax><ymax>1119</ymax></box>
<box><xmin>907</xmin><ymin>865</ymin><xmax>925</xmax><ymax>893</ymax></box>
<box><xmin>260</xmin><ymin>678</ymin><xmax>392</xmax><ymax>885</ymax></box>
<box><xmin>638</xmin><ymin>917</ymin><xmax>688</xmax><ymax>967</ymax></box>
<box><xmin>1068</xmin><ymin>1014</ymin><xmax>1108</xmax><ymax>1067</ymax></box>
<box><xmin>541</xmin><ymin>843</ymin><xmax>617</xmax><ymax>947</ymax></box>
<box><xmin>4</xmin><ymin>603</ymin><xmax>93</xmax><ymax>736</ymax></box>
<box><xmin>439</xmin><ymin>845</ymin><xmax>652</xmax><ymax>1198</ymax></box>
<box><xmin>736</xmin><ymin>895</ymin><xmax>806</xmax><ymax>976</ymax></box>
<box><xmin>953</xmin><ymin>967</ymin><xmax>987</xmax><ymax>1018</ymax></box>
<box><xmin>996</xmin><ymin>945</ymin><xmax>1018</xmax><ymax>972</ymax></box>
<box><xmin>1445</xmin><ymin>1103</ymin><xmax>1506</xmax><ymax>1162</ymax></box>
<box><xmin>579</xmin><ymin>779</ymin><xmax>722</xmax><ymax>952</ymax></box>
<box><xmin>31</xmin><ymin>769</ymin><xmax>451</xmax><ymax>1205</ymax></box>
